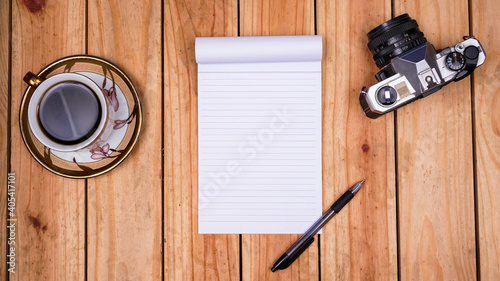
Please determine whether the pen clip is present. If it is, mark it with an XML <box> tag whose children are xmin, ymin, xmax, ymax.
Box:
<box><xmin>281</xmin><ymin>236</ymin><xmax>315</xmax><ymax>269</ymax></box>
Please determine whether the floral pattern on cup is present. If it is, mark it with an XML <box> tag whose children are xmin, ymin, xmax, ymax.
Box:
<box><xmin>89</xmin><ymin>141</ymin><xmax>115</xmax><ymax>160</ymax></box>
<box><xmin>113</xmin><ymin>105</ymin><xmax>138</xmax><ymax>130</ymax></box>
<box><xmin>103</xmin><ymin>86</ymin><xmax>119</xmax><ymax>112</ymax></box>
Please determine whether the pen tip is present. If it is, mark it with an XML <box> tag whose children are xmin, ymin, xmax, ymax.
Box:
<box><xmin>349</xmin><ymin>179</ymin><xmax>365</xmax><ymax>195</ymax></box>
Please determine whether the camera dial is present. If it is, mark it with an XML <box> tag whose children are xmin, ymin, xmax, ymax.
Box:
<box><xmin>465</xmin><ymin>46</ymin><xmax>479</xmax><ymax>60</ymax></box>
<box><xmin>445</xmin><ymin>52</ymin><xmax>465</xmax><ymax>70</ymax></box>
<box><xmin>376</xmin><ymin>86</ymin><xmax>398</xmax><ymax>106</ymax></box>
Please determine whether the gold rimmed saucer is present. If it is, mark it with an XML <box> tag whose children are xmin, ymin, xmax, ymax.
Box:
<box><xmin>19</xmin><ymin>55</ymin><xmax>143</xmax><ymax>179</ymax></box>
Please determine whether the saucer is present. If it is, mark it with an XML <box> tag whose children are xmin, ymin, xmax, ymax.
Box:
<box><xmin>19</xmin><ymin>55</ymin><xmax>143</xmax><ymax>179</ymax></box>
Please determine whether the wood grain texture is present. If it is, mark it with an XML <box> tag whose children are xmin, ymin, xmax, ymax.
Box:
<box><xmin>240</xmin><ymin>0</ymin><xmax>314</xmax><ymax>36</ymax></box>
<box><xmin>163</xmin><ymin>1</ymin><xmax>240</xmax><ymax>280</ymax></box>
<box><xmin>394</xmin><ymin>1</ymin><xmax>477</xmax><ymax>280</ymax></box>
<box><xmin>239</xmin><ymin>1</ymin><xmax>319</xmax><ymax>280</ymax></box>
<box><xmin>10</xmin><ymin>1</ymin><xmax>86</xmax><ymax>280</ymax></box>
<box><xmin>5</xmin><ymin>1</ymin><xmax>500</xmax><ymax>280</ymax></box>
<box><xmin>87</xmin><ymin>0</ymin><xmax>163</xmax><ymax>279</ymax></box>
<box><xmin>316</xmin><ymin>1</ymin><xmax>397</xmax><ymax>280</ymax></box>
<box><xmin>0</xmin><ymin>0</ymin><xmax>9</xmax><ymax>278</ymax></box>
<box><xmin>471</xmin><ymin>0</ymin><xmax>500</xmax><ymax>279</ymax></box>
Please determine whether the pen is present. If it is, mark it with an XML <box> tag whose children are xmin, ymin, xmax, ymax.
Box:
<box><xmin>271</xmin><ymin>179</ymin><xmax>366</xmax><ymax>272</ymax></box>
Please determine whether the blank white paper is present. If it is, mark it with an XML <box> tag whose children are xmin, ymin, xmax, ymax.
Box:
<box><xmin>196</xmin><ymin>35</ymin><xmax>322</xmax><ymax>234</ymax></box>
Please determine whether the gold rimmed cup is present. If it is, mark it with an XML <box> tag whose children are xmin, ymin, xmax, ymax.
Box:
<box><xmin>19</xmin><ymin>55</ymin><xmax>143</xmax><ymax>179</ymax></box>
<box><xmin>24</xmin><ymin>72</ymin><xmax>115</xmax><ymax>152</ymax></box>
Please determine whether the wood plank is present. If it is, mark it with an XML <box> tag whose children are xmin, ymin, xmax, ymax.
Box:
<box><xmin>86</xmin><ymin>0</ymin><xmax>163</xmax><ymax>279</ymax></box>
<box><xmin>471</xmin><ymin>0</ymin><xmax>500</xmax><ymax>279</ymax></box>
<box><xmin>316</xmin><ymin>1</ymin><xmax>398</xmax><ymax>280</ymax></box>
<box><xmin>0</xmin><ymin>0</ymin><xmax>9</xmax><ymax>278</ymax></box>
<box><xmin>393</xmin><ymin>1</ymin><xmax>477</xmax><ymax>280</ymax></box>
<box><xmin>10</xmin><ymin>0</ymin><xmax>86</xmax><ymax>280</ymax></box>
<box><xmin>163</xmin><ymin>1</ymin><xmax>240</xmax><ymax>280</ymax></box>
<box><xmin>239</xmin><ymin>1</ymin><xmax>319</xmax><ymax>280</ymax></box>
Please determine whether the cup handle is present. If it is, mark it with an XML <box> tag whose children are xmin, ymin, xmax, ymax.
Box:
<box><xmin>23</xmin><ymin>72</ymin><xmax>43</xmax><ymax>88</ymax></box>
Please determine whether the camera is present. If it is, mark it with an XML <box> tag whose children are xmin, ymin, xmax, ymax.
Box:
<box><xmin>359</xmin><ymin>14</ymin><xmax>486</xmax><ymax>118</ymax></box>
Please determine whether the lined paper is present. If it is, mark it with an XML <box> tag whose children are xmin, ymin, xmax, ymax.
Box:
<box><xmin>196</xmin><ymin>36</ymin><xmax>322</xmax><ymax>234</ymax></box>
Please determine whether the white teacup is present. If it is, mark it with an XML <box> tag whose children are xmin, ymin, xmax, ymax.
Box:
<box><xmin>24</xmin><ymin>72</ymin><xmax>115</xmax><ymax>152</ymax></box>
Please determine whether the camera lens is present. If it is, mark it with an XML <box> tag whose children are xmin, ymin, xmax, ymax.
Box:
<box><xmin>367</xmin><ymin>14</ymin><xmax>427</xmax><ymax>68</ymax></box>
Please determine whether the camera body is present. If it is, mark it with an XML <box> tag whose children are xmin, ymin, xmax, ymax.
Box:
<box><xmin>359</xmin><ymin>15</ymin><xmax>486</xmax><ymax>118</ymax></box>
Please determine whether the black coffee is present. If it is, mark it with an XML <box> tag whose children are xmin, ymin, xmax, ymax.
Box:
<box><xmin>38</xmin><ymin>82</ymin><xmax>101</xmax><ymax>144</ymax></box>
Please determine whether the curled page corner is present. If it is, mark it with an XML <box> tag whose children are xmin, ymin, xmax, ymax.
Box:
<box><xmin>195</xmin><ymin>35</ymin><xmax>322</xmax><ymax>64</ymax></box>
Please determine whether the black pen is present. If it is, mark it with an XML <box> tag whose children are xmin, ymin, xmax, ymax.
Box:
<box><xmin>271</xmin><ymin>179</ymin><xmax>366</xmax><ymax>272</ymax></box>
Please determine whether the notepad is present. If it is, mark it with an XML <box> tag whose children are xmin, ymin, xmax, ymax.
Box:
<box><xmin>196</xmin><ymin>36</ymin><xmax>322</xmax><ymax>234</ymax></box>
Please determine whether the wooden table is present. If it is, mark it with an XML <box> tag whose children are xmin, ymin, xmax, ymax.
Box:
<box><xmin>1</xmin><ymin>0</ymin><xmax>499</xmax><ymax>280</ymax></box>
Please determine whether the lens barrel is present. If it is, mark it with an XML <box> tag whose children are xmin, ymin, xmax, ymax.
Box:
<box><xmin>367</xmin><ymin>14</ymin><xmax>427</xmax><ymax>68</ymax></box>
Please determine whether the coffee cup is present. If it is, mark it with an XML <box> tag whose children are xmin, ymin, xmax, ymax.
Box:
<box><xmin>24</xmin><ymin>72</ymin><xmax>115</xmax><ymax>152</ymax></box>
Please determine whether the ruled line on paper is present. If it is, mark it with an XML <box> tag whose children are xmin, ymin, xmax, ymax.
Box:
<box><xmin>199</xmin><ymin>78</ymin><xmax>317</xmax><ymax>81</ymax></box>
<box><xmin>198</xmin><ymin>71</ymin><xmax>321</xmax><ymax>74</ymax></box>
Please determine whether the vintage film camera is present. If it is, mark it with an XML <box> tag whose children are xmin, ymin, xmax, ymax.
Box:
<box><xmin>359</xmin><ymin>14</ymin><xmax>486</xmax><ymax>118</ymax></box>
